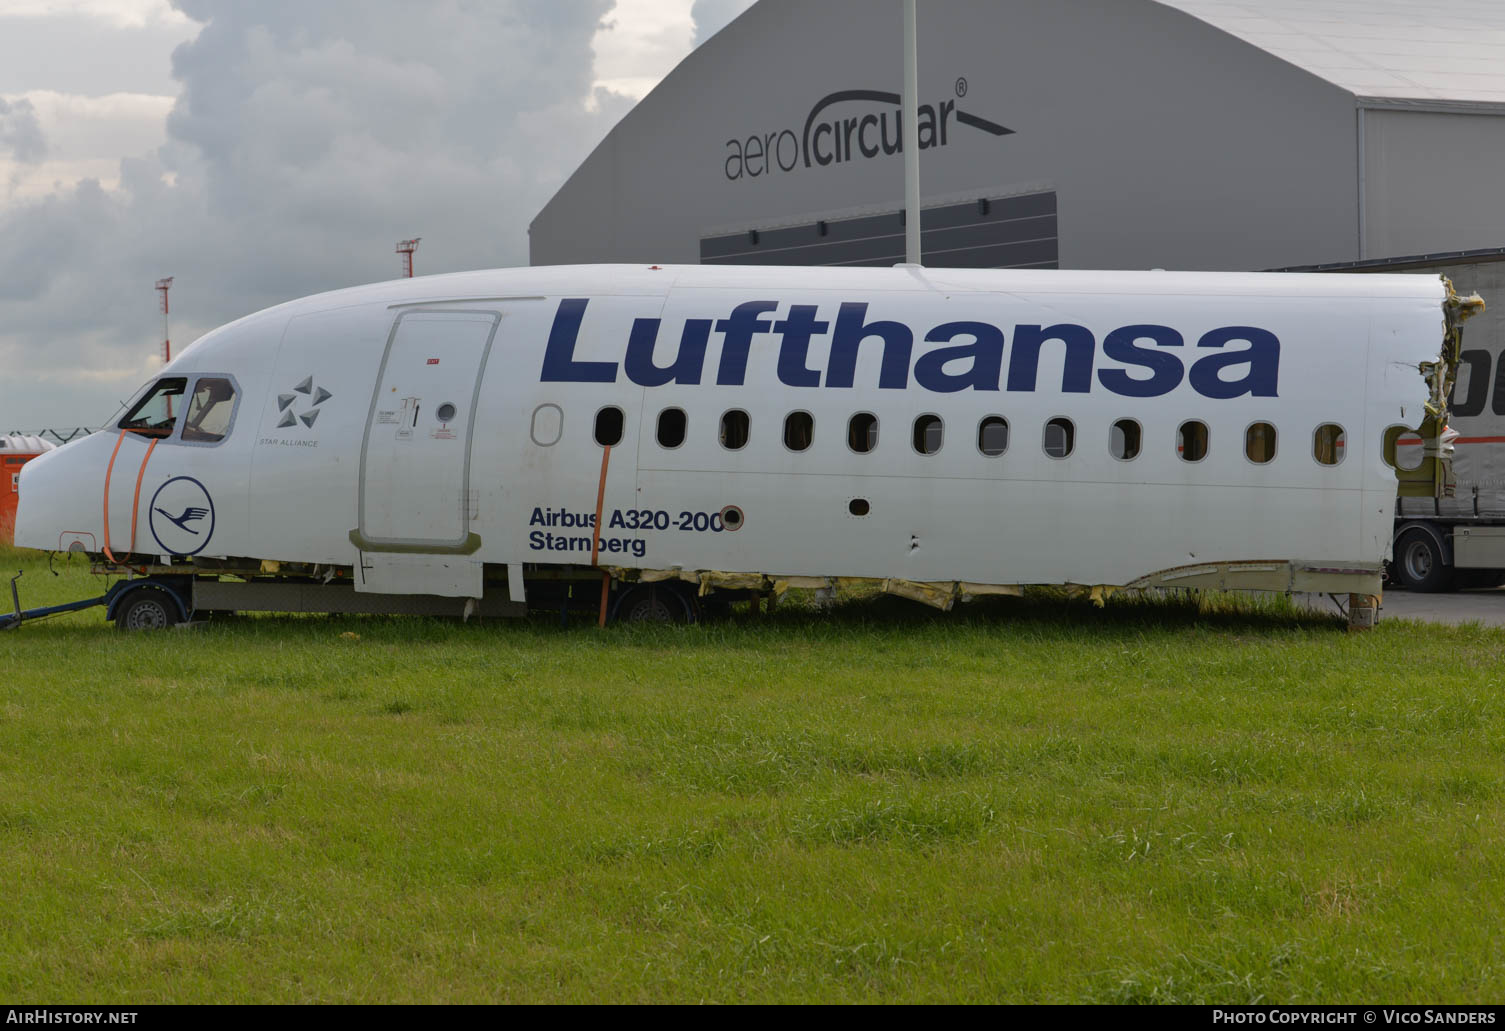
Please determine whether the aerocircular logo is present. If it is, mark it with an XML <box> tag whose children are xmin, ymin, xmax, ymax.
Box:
<box><xmin>724</xmin><ymin>80</ymin><xmax>1013</xmax><ymax>181</ymax></box>
<box><xmin>274</xmin><ymin>376</ymin><xmax>333</xmax><ymax>430</ymax></box>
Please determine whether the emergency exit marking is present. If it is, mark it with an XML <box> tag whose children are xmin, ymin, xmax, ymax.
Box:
<box><xmin>427</xmin><ymin>358</ymin><xmax>440</xmax><ymax>365</ymax></box>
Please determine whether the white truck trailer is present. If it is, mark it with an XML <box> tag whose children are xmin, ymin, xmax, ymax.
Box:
<box><xmin>1291</xmin><ymin>248</ymin><xmax>1505</xmax><ymax>591</ymax></box>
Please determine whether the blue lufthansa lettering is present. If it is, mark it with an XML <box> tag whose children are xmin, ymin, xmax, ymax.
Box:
<box><xmin>540</xmin><ymin>298</ymin><xmax>616</xmax><ymax>383</ymax></box>
<box><xmin>535</xmin><ymin>300</ymin><xmax>1280</xmax><ymax>399</ymax></box>
<box><xmin>913</xmin><ymin>321</ymin><xmax>1004</xmax><ymax>392</ymax></box>
<box><xmin>624</xmin><ymin>317</ymin><xmax>712</xmax><ymax>386</ymax></box>
<box><xmin>1189</xmin><ymin>326</ymin><xmax>1280</xmax><ymax>398</ymax></box>
<box><xmin>827</xmin><ymin>302</ymin><xmax>912</xmax><ymax>389</ymax></box>
<box><xmin>1007</xmin><ymin>324</ymin><xmax>1095</xmax><ymax>393</ymax></box>
<box><xmin>1097</xmin><ymin>325</ymin><xmax>1184</xmax><ymax>398</ymax></box>
<box><xmin>773</xmin><ymin>305</ymin><xmax>828</xmax><ymax>387</ymax></box>
<box><xmin>715</xmin><ymin>301</ymin><xmax>780</xmax><ymax>386</ymax></box>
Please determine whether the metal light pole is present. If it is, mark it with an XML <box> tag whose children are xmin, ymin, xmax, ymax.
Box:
<box><xmin>902</xmin><ymin>0</ymin><xmax>922</xmax><ymax>265</ymax></box>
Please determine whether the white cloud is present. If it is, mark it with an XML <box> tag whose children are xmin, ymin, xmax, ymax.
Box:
<box><xmin>0</xmin><ymin>0</ymin><xmax>754</xmax><ymax>431</ymax></box>
<box><xmin>0</xmin><ymin>12</ymin><xmax>199</xmax><ymax>96</ymax></box>
<box><xmin>0</xmin><ymin>0</ymin><xmax>190</xmax><ymax>29</ymax></box>
<box><xmin>690</xmin><ymin>0</ymin><xmax>756</xmax><ymax>46</ymax></box>
<box><xmin>0</xmin><ymin>0</ymin><xmax>633</xmax><ymax>428</ymax></box>
<box><xmin>7</xmin><ymin>91</ymin><xmax>171</xmax><ymax>156</ymax></box>
<box><xmin>592</xmin><ymin>0</ymin><xmax>694</xmax><ymax>101</ymax></box>
<box><xmin>0</xmin><ymin>90</ymin><xmax>176</xmax><ymax>206</ymax></box>
<box><xmin>0</xmin><ymin>94</ymin><xmax>47</xmax><ymax>200</ymax></box>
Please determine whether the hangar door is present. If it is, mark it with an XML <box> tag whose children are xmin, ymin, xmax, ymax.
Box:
<box><xmin>359</xmin><ymin>310</ymin><xmax>498</xmax><ymax>550</ymax></box>
<box><xmin>701</xmin><ymin>190</ymin><xmax>1057</xmax><ymax>269</ymax></box>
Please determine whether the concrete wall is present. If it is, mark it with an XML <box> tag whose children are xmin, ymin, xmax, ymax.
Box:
<box><xmin>532</xmin><ymin>0</ymin><xmax>1362</xmax><ymax>271</ymax></box>
<box><xmin>1363</xmin><ymin>110</ymin><xmax>1505</xmax><ymax>259</ymax></box>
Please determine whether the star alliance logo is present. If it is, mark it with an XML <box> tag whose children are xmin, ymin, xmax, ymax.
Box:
<box><xmin>276</xmin><ymin>375</ymin><xmax>333</xmax><ymax>429</ymax></box>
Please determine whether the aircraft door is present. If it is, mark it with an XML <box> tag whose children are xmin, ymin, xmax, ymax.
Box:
<box><xmin>358</xmin><ymin>310</ymin><xmax>499</xmax><ymax>550</ymax></box>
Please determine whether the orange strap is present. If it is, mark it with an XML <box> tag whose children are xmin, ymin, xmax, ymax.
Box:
<box><xmin>129</xmin><ymin>437</ymin><xmax>159</xmax><ymax>560</ymax></box>
<box><xmin>103</xmin><ymin>430</ymin><xmax>159</xmax><ymax>566</ymax></box>
<box><xmin>592</xmin><ymin>444</ymin><xmax>612</xmax><ymax>626</ymax></box>
<box><xmin>590</xmin><ymin>444</ymin><xmax>611</xmax><ymax>567</ymax></box>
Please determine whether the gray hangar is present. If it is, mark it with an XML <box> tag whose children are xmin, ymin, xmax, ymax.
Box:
<box><xmin>530</xmin><ymin>0</ymin><xmax>1505</xmax><ymax>275</ymax></box>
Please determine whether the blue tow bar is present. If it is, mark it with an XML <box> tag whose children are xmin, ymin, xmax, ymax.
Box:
<box><xmin>0</xmin><ymin>569</ymin><xmax>110</xmax><ymax>630</ymax></box>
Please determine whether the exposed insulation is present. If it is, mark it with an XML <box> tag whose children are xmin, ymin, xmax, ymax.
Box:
<box><xmin>772</xmin><ymin>575</ymin><xmax>837</xmax><ymax>592</ymax></box>
<box><xmin>1400</xmin><ymin>281</ymin><xmax>1488</xmax><ymax>498</ymax></box>
<box><xmin>881</xmin><ymin>578</ymin><xmax>957</xmax><ymax>610</ymax></box>
<box><xmin>958</xmin><ymin>582</ymin><xmax>1024</xmax><ymax>601</ymax></box>
<box><xmin>698</xmin><ymin>570</ymin><xmax>769</xmax><ymax>595</ymax></box>
<box><xmin>636</xmin><ymin>568</ymin><xmax>684</xmax><ymax>584</ymax></box>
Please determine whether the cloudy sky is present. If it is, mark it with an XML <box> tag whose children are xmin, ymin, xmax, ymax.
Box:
<box><xmin>0</xmin><ymin>0</ymin><xmax>756</xmax><ymax>432</ymax></box>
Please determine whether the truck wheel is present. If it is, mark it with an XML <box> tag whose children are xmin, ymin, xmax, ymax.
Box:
<box><xmin>613</xmin><ymin>583</ymin><xmax>698</xmax><ymax>624</ymax></box>
<box><xmin>1391</xmin><ymin>529</ymin><xmax>1454</xmax><ymax>593</ymax></box>
<box><xmin>115</xmin><ymin>589</ymin><xmax>181</xmax><ymax>631</ymax></box>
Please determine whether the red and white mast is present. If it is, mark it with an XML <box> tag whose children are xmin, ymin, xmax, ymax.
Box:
<box><xmin>396</xmin><ymin>238</ymin><xmax>421</xmax><ymax>278</ymax></box>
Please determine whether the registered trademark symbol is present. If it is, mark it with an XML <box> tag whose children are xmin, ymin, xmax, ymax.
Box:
<box><xmin>955</xmin><ymin>77</ymin><xmax>968</xmax><ymax>98</ymax></box>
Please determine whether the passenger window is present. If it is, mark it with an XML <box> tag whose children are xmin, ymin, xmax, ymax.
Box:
<box><xmin>530</xmin><ymin>403</ymin><xmax>563</xmax><ymax>447</ymax></box>
<box><xmin>1044</xmin><ymin>417</ymin><xmax>1074</xmax><ymax>459</ymax></box>
<box><xmin>978</xmin><ymin>416</ymin><xmax>1009</xmax><ymax>456</ymax></box>
<box><xmin>1382</xmin><ymin>424</ymin><xmax>1423</xmax><ymax>471</ymax></box>
<box><xmin>181</xmin><ymin>377</ymin><xmax>237</xmax><ymax>443</ymax></box>
<box><xmin>1110</xmin><ymin>419</ymin><xmax>1141</xmax><ymax>461</ymax></box>
<box><xmin>784</xmin><ymin>411</ymin><xmax>814</xmax><ymax>452</ymax></box>
<box><xmin>1245</xmin><ymin>422</ymin><xmax>1276</xmax><ymax>464</ymax></box>
<box><xmin>912</xmin><ymin>414</ymin><xmax>943</xmax><ymax>455</ymax></box>
<box><xmin>1314</xmin><ymin>423</ymin><xmax>1345</xmax><ymax>466</ymax></box>
<box><xmin>848</xmin><ymin>413</ymin><xmax>878</xmax><ymax>454</ymax></box>
<box><xmin>720</xmin><ymin>409</ymin><xmax>750</xmax><ymax>450</ymax></box>
<box><xmin>657</xmin><ymin>407</ymin><xmax>687</xmax><ymax>449</ymax></box>
<box><xmin>594</xmin><ymin>406</ymin><xmax>624</xmax><ymax>447</ymax></box>
<box><xmin>1178</xmin><ymin>420</ymin><xmax>1209</xmax><ymax>462</ymax></box>
<box><xmin>118</xmin><ymin>377</ymin><xmax>187</xmax><ymax>439</ymax></box>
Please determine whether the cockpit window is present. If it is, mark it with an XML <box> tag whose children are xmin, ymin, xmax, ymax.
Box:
<box><xmin>182</xmin><ymin>377</ymin><xmax>238</xmax><ymax>443</ymax></box>
<box><xmin>118</xmin><ymin>377</ymin><xmax>187</xmax><ymax>438</ymax></box>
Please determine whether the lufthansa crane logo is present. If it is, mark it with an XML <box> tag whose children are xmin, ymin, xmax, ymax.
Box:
<box><xmin>148</xmin><ymin>476</ymin><xmax>216</xmax><ymax>556</ymax></box>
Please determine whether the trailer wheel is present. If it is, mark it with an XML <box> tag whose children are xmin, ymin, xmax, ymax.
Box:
<box><xmin>1391</xmin><ymin>529</ymin><xmax>1454</xmax><ymax>593</ymax></box>
<box><xmin>613</xmin><ymin>583</ymin><xmax>698</xmax><ymax>624</ymax></box>
<box><xmin>114</xmin><ymin>588</ymin><xmax>181</xmax><ymax>631</ymax></box>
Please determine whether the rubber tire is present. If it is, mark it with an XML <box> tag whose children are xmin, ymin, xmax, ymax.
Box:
<box><xmin>114</xmin><ymin>588</ymin><xmax>181</xmax><ymax>631</ymax></box>
<box><xmin>613</xmin><ymin>583</ymin><xmax>697</xmax><ymax>624</ymax></box>
<box><xmin>1390</xmin><ymin>529</ymin><xmax>1454</xmax><ymax>593</ymax></box>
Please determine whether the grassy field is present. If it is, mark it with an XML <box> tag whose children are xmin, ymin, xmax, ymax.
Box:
<box><xmin>1</xmin><ymin>545</ymin><xmax>1503</xmax><ymax>1003</ymax></box>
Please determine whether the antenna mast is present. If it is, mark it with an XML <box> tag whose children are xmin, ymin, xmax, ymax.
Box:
<box><xmin>396</xmin><ymin>238</ymin><xmax>421</xmax><ymax>278</ymax></box>
<box><xmin>902</xmin><ymin>0</ymin><xmax>922</xmax><ymax>265</ymax></box>
<box><xmin>155</xmin><ymin>277</ymin><xmax>173</xmax><ymax>364</ymax></box>
<box><xmin>155</xmin><ymin>276</ymin><xmax>174</xmax><ymax>418</ymax></box>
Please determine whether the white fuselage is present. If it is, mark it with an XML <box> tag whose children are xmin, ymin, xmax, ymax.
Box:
<box><xmin>15</xmin><ymin>264</ymin><xmax>1449</xmax><ymax>596</ymax></box>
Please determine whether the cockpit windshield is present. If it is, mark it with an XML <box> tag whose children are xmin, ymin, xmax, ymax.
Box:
<box><xmin>118</xmin><ymin>377</ymin><xmax>187</xmax><ymax>438</ymax></box>
<box><xmin>182</xmin><ymin>377</ymin><xmax>237</xmax><ymax>443</ymax></box>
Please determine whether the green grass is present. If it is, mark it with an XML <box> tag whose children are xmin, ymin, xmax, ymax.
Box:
<box><xmin>1</xmin><ymin>544</ymin><xmax>1504</xmax><ymax>1002</ymax></box>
